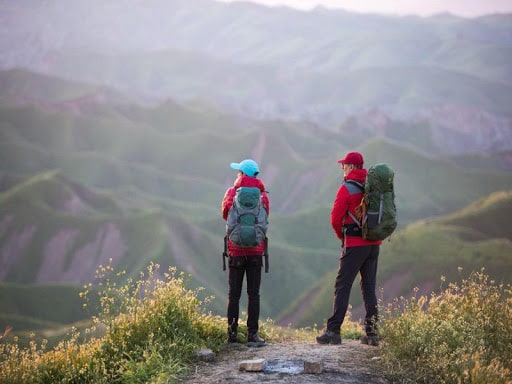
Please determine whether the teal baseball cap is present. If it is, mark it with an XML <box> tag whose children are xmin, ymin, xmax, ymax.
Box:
<box><xmin>230</xmin><ymin>159</ymin><xmax>260</xmax><ymax>177</ymax></box>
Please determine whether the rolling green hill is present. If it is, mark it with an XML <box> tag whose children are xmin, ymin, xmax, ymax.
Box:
<box><xmin>0</xmin><ymin>283</ymin><xmax>97</xmax><ymax>330</ymax></box>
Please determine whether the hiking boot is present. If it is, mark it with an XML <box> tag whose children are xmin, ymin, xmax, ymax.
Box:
<box><xmin>227</xmin><ymin>328</ymin><xmax>238</xmax><ymax>344</ymax></box>
<box><xmin>247</xmin><ymin>333</ymin><xmax>266</xmax><ymax>347</ymax></box>
<box><xmin>360</xmin><ymin>335</ymin><xmax>379</xmax><ymax>346</ymax></box>
<box><xmin>316</xmin><ymin>330</ymin><xmax>341</xmax><ymax>345</ymax></box>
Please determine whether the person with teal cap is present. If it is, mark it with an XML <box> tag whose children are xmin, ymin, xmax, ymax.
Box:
<box><xmin>229</xmin><ymin>159</ymin><xmax>260</xmax><ymax>177</ymax></box>
<box><xmin>222</xmin><ymin>158</ymin><xmax>270</xmax><ymax>347</ymax></box>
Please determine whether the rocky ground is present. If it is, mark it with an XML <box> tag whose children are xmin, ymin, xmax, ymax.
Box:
<box><xmin>181</xmin><ymin>339</ymin><xmax>390</xmax><ymax>383</ymax></box>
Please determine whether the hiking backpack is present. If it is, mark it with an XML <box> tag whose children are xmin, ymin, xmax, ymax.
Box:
<box><xmin>347</xmin><ymin>163</ymin><xmax>397</xmax><ymax>241</ymax></box>
<box><xmin>226</xmin><ymin>187</ymin><xmax>268</xmax><ymax>247</ymax></box>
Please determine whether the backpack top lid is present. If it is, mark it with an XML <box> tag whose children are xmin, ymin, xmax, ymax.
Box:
<box><xmin>366</xmin><ymin>163</ymin><xmax>394</xmax><ymax>193</ymax></box>
<box><xmin>235</xmin><ymin>187</ymin><xmax>261</xmax><ymax>209</ymax></box>
<box><xmin>230</xmin><ymin>159</ymin><xmax>260</xmax><ymax>177</ymax></box>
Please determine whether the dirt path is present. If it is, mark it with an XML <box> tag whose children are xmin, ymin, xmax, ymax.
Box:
<box><xmin>182</xmin><ymin>339</ymin><xmax>389</xmax><ymax>383</ymax></box>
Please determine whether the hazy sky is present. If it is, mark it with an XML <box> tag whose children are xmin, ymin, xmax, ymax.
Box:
<box><xmin>218</xmin><ymin>0</ymin><xmax>512</xmax><ymax>17</ymax></box>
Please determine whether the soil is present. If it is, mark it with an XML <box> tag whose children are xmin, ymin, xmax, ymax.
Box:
<box><xmin>181</xmin><ymin>339</ymin><xmax>390</xmax><ymax>383</ymax></box>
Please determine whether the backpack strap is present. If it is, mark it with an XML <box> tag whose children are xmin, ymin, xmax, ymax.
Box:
<box><xmin>344</xmin><ymin>179</ymin><xmax>364</xmax><ymax>193</ymax></box>
<box><xmin>343</xmin><ymin>179</ymin><xmax>365</xmax><ymax>230</ymax></box>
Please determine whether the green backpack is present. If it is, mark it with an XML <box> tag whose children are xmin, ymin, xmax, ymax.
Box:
<box><xmin>226</xmin><ymin>187</ymin><xmax>268</xmax><ymax>247</ymax></box>
<box><xmin>348</xmin><ymin>163</ymin><xmax>397</xmax><ymax>241</ymax></box>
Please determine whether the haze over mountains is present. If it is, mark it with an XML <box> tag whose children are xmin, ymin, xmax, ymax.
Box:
<box><xmin>2</xmin><ymin>1</ymin><xmax>512</xmax><ymax>132</ymax></box>
<box><xmin>0</xmin><ymin>0</ymin><xmax>511</xmax><ymax>330</ymax></box>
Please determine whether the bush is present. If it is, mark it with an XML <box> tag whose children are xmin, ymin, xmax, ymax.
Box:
<box><xmin>380</xmin><ymin>269</ymin><xmax>512</xmax><ymax>384</ymax></box>
<box><xmin>0</xmin><ymin>262</ymin><xmax>226</xmax><ymax>384</ymax></box>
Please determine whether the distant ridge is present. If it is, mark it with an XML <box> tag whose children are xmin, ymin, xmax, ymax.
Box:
<box><xmin>1</xmin><ymin>1</ymin><xmax>511</xmax><ymax>124</ymax></box>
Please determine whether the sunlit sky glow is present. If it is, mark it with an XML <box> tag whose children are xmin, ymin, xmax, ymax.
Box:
<box><xmin>217</xmin><ymin>0</ymin><xmax>512</xmax><ymax>17</ymax></box>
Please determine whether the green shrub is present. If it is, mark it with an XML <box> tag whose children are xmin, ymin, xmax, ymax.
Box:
<box><xmin>0</xmin><ymin>262</ymin><xmax>226</xmax><ymax>383</ymax></box>
<box><xmin>0</xmin><ymin>329</ymin><xmax>107</xmax><ymax>384</ymax></box>
<box><xmin>92</xmin><ymin>262</ymin><xmax>226</xmax><ymax>382</ymax></box>
<box><xmin>380</xmin><ymin>269</ymin><xmax>512</xmax><ymax>384</ymax></box>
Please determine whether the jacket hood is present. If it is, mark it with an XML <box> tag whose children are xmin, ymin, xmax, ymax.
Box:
<box><xmin>234</xmin><ymin>174</ymin><xmax>266</xmax><ymax>191</ymax></box>
<box><xmin>344</xmin><ymin>168</ymin><xmax>367</xmax><ymax>183</ymax></box>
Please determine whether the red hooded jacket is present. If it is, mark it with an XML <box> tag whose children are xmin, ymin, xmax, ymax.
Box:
<box><xmin>331</xmin><ymin>168</ymin><xmax>382</xmax><ymax>248</ymax></box>
<box><xmin>222</xmin><ymin>174</ymin><xmax>270</xmax><ymax>256</ymax></box>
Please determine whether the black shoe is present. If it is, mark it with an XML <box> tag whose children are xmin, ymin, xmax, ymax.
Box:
<box><xmin>227</xmin><ymin>328</ymin><xmax>238</xmax><ymax>344</ymax></box>
<box><xmin>360</xmin><ymin>335</ymin><xmax>379</xmax><ymax>346</ymax></box>
<box><xmin>247</xmin><ymin>333</ymin><xmax>266</xmax><ymax>347</ymax></box>
<box><xmin>316</xmin><ymin>330</ymin><xmax>341</xmax><ymax>345</ymax></box>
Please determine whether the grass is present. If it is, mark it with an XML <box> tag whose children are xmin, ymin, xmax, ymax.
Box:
<box><xmin>380</xmin><ymin>269</ymin><xmax>512</xmax><ymax>384</ymax></box>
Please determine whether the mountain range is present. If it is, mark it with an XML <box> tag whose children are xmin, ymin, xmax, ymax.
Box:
<box><xmin>2</xmin><ymin>1</ymin><xmax>512</xmax><ymax>125</ymax></box>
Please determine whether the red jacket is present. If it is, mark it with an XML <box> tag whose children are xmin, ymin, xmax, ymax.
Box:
<box><xmin>222</xmin><ymin>174</ymin><xmax>270</xmax><ymax>256</ymax></box>
<box><xmin>331</xmin><ymin>168</ymin><xmax>382</xmax><ymax>248</ymax></box>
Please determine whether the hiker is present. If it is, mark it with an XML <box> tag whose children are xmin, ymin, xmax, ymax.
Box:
<box><xmin>221</xmin><ymin>159</ymin><xmax>270</xmax><ymax>347</ymax></box>
<box><xmin>316</xmin><ymin>151</ymin><xmax>381</xmax><ymax>346</ymax></box>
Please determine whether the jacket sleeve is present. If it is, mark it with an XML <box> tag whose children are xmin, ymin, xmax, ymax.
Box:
<box><xmin>330</xmin><ymin>185</ymin><xmax>348</xmax><ymax>240</ymax></box>
<box><xmin>222</xmin><ymin>187</ymin><xmax>236</xmax><ymax>220</ymax></box>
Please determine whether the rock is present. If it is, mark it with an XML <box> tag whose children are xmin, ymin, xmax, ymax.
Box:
<box><xmin>304</xmin><ymin>360</ymin><xmax>324</xmax><ymax>374</ymax></box>
<box><xmin>238</xmin><ymin>358</ymin><xmax>266</xmax><ymax>372</ymax></box>
<box><xmin>196</xmin><ymin>348</ymin><xmax>216</xmax><ymax>362</ymax></box>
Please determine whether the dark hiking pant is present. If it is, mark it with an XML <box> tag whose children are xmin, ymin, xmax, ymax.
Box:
<box><xmin>326</xmin><ymin>245</ymin><xmax>379</xmax><ymax>336</ymax></box>
<box><xmin>227</xmin><ymin>255</ymin><xmax>263</xmax><ymax>335</ymax></box>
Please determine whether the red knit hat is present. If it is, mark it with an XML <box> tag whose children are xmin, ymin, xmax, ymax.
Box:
<box><xmin>337</xmin><ymin>152</ymin><xmax>364</xmax><ymax>167</ymax></box>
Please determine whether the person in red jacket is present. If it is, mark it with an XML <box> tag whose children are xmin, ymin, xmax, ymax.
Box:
<box><xmin>222</xmin><ymin>159</ymin><xmax>270</xmax><ymax>347</ymax></box>
<box><xmin>316</xmin><ymin>151</ymin><xmax>382</xmax><ymax>346</ymax></box>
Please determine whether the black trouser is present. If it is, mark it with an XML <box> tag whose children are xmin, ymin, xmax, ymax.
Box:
<box><xmin>227</xmin><ymin>255</ymin><xmax>263</xmax><ymax>335</ymax></box>
<box><xmin>326</xmin><ymin>245</ymin><xmax>379</xmax><ymax>336</ymax></box>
